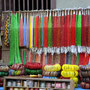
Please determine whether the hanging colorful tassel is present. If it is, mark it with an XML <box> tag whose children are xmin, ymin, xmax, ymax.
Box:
<box><xmin>33</xmin><ymin>16</ymin><xmax>35</xmax><ymax>48</ymax></box>
<box><xmin>19</xmin><ymin>13</ymin><xmax>24</xmax><ymax>47</ymax></box>
<box><xmin>30</xmin><ymin>15</ymin><xmax>33</xmax><ymax>48</ymax></box>
<box><xmin>23</xmin><ymin>13</ymin><xmax>27</xmax><ymax>46</ymax></box>
<box><xmin>54</xmin><ymin>12</ymin><xmax>57</xmax><ymax>47</ymax></box>
<box><xmin>48</xmin><ymin>11</ymin><xmax>52</xmax><ymax>47</ymax></box>
<box><xmin>37</xmin><ymin>16</ymin><xmax>41</xmax><ymax>48</ymax></box>
<box><xmin>40</xmin><ymin>15</ymin><xmax>44</xmax><ymax>48</ymax></box>
<box><xmin>43</xmin><ymin>15</ymin><xmax>48</xmax><ymax>48</ymax></box>
<box><xmin>57</xmin><ymin>12</ymin><xmax>61</xmax><ymax>47</ymax></box>
<box><xmin>35</xmin><ymin>16</ymin><xmax>39</xmax><ymax>48</ymax></box>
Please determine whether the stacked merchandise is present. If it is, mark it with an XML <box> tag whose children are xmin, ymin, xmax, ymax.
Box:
<box><xmin>25</xmin><ymin>62</ymin><xmax>42</xmax><ymax>78</ymax></box>
<box><xmin>0</xmin><ymin>78</ymin><xmax>3</xmax><ymax>87</ymax></box>
<box><xmin>43</xmin><ymin>64</ymin><xmax>61</xmax><ymax>79</ymax></box>
<box><xmin>61</xmin><ymin>64</ymin><xmax>79</xmax><ymax>88</ymax></box>
<box><xmin>0</xmin><ymin>65</ymin><xmax>9</xmax><ymax>86</ymax></box>
<box><xmin>80</xmin><ymin>65</ymin><xmax>90</xmax><ymax>89</ymax></box>
<box><xmin>9</xmin><ymin>64</ymin><xmax>24</xmax><ymax>76</ymax></box>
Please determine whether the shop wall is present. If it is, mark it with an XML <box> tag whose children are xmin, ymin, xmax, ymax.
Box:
<box><xmin>56</xmin><ymin>0</ymin><xmax>90</xmax><ymax>9</ymax></box>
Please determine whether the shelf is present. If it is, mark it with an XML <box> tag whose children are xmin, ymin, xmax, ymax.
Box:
<box><xmin>4</xmin><ymin>76</ymin><xmax>72</xmax><ymax>82</ymax></box>
<box><xmin>6</xmin><ymin>86</ymin><xmax>27</xmax><ymax>88</ymax></box>
<box><xmin>6</xmin><ymin>86</ymin><xmax>70</xmax><ymax>90</ymax></box>
<box><xmin>4</xmin><ymin>76</ymin><xmax>74</xmax><ymax>90</ymax></box>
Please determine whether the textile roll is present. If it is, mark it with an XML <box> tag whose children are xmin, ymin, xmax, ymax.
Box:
<box><xmin>44</xmin><ymin>64</ymin><xmax>61</xmax><ymax>72</ymax></box>
<box><xmin>61</xmin><ymin>71</ymin><xmax>78</xmax><ymax>77</ymax></box>
<box><xmin>43</xmin><ymin>71</ymin><xmax>60</xmax><ymax>77</ymax></box>
<box><xmin>25</xmin><ymin>62</ymin><xmax>42</xmax><ymax>69</ymax></box>
<box><xmin>62</xmin><ymin>64</ymin><xmax>79</xmax><ymax>71</ymax></box>
<box><xmin>25</xmin><ymin>68</ymin><xmax>42</xmax><ymax>75</ymax></box>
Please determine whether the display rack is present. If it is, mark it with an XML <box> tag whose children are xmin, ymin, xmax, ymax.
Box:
<box><xmin>4</xmin><ymin>76</ymin><xmax>74</xmax><ymax>90</ymax></box>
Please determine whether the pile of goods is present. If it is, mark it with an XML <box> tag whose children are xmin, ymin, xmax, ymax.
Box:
<box><xmin>0</xmin><ymin>65</ymin><xmax>9</xmax><ymax>86</ymax></box>
<box><xmin>80</xmin><ymin>65</ymin><xmax>90</xmax><ymax>89</ymax></box>
<box><xmin>25</xmin><ymin>62</ymin><xmax>42</xmax><ymax>78</ymax></box>
<box><xmin>43</xmin><ymin>64</ymin><xmax>61</xmax><ymax>79</ymax></box>
<box><xmin>9</xmin><ymin>64</ymin><xmax>24</xmax><ymax>76</ymax></box>
<box><xmin>0</xmin><ymin>77</ymin><xmax>3</xmax><ymax>87</ymax></box>
<box><xmin>61</xmin><ymin>64</ymin><xmax>79</xmax><ymax>88</ymax></box>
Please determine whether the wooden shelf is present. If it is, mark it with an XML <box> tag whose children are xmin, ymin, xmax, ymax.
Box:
<box><xmin>4</xmin><ymin>76</ymin><xmax>74</xmax><ymax>90</ymax></box>
<box><xmin>6</xmin><ymin>86</ymin><xmax>70</xmax><ymax>90</ymax></box>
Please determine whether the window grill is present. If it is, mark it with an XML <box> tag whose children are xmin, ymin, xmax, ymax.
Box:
<box><xmin>0</xmin><ymin>0</ymin><xmax>56</xmax><ymax>11</ymax></box>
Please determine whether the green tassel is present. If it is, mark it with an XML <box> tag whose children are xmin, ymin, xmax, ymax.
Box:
<box><xmin>9</xmin><ymin>13</ymin><xmax>21</xmax><ymax>65</ymax></box>
<box><xmin>75</xmin><ymin>14</ymin><xmax>82</xmax><ymax>46</ymax></box>
<box><xmin>9</xmin><ymin>14</ymin><xmax>15</xmax><ymax>65</ymax></box>
<box><xmin>76</xmin><ymin>53</ymin><xmax>79</xmax><ymax>65</ymax></box>
<box><xmin>70</xmin><ymin>53</ymin><xmax>72</xmax><ymax>64</ymax></box>
<box><xmin>48</xmin><ymin>15</ymin><xmax>52</xmax><ymax>47</ymax></box>
<box><xmin>24</xmin><ymin>50</ymin><xmax>26</xmax><ymax>65</ymax></box>
<box><xmin>33</xmin><ymin>16</ymin><xmax>35</xmax><ymax>47</ymax></box>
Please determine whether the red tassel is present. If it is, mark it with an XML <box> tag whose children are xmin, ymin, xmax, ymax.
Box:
<box><xmin>79</xmin><ymin>53</ymin><xmax>84</xmax><ymax>65</ymax></box>
<box><xmin>54</xmin><ymin>16</ymin><xmax>57</xmax><ymax>47</ymax></box>
<box><xmin>72</xmin><ymin>54</ymin><xmax>76</xmax><ymax>65</ymax></box>
<box><xmin>84</xmin><ymin>14</ymin><xmax>88</xmax><ymax>47</ymax></box>
<box><xmin>81</xmin><ymin>14</ymin><xmax>85</xmax><ymax>46</ymax></box>
<box><xmin>57</xmin><ymin>16</ymin><xmax>61</xmax><ymax>47</ymax></box>
<box><xmin>85</xmin><ymin>54</ymin><xmax>89</xmax><ymax>65</ymax></box>
<box><xmin>35</xmin><ymin>16</ymin><xmax>39</xmax><ymax>48</ymax></box>
<box><xmin>60</xmin><ymin>16</ymin><xmax>65</xmax><ymax>47</ymax></box>
<box><xmin>64</xmin><ymin>15</ymin><xmax>67</xmax><ymax>47</ymax></box>
<box><xmin>29</xmin><ymin>51</ymin><xmax>33</xmax><ymax>63</ymax></box>
<box><xmin>37</xmin><ymin>17</ymin><xmax>41</xmax><ymax>48</ymax></box>
<box><xmin>88</xmin><ymin>15</ymin><xmax>90</xmax><ymax>46</ymax></box>
<box><xmin>67</xmin><ymin>14</ymin><xmax>70</xmax><ymax>46</ymax></box>
<box><xmin>71</xmin><ymin>14</ymin><xmax>75</xmax><ymax>45</ymax></box>
<box><xmin>19</xmin><ymin>15</ymin><xmax>24</xmax><ymax>46</ymax></box>
<box><xmin>43</xmin><ymin>17</ymin><xmax>48</xmax><ymax>47</ymax></box>
<box><xmin>60</xmin><ymin>53</ymin><xmax>66</xmax><ymax>66</ymax></box>
<box><xmin>47</xmin><ymin>53</ymin><xmax>52</xmax><ymax>64</ymax></box>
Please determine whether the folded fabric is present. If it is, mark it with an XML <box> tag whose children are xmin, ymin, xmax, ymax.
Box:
<box><xmin>25</xmin><ymin>62</ymin><xmax>42</xmax><ymax>69</ymax></box>
<box><xmin>0</xmin><ymin>72</ymin><xmax>8</xmax><ymax>76</ymax></box>
<box><xmin>25</xmin><ymin>68</ymin><xmax>42</xmax><ymax>75</ymax></box>
<box><xmin>9</xmin><ymin>69</ymin><xmax>24</xmax><ymax>76</ymax></box>
<box><xmin>43</xmin><ymin>71</ymin><xmax>60</xmax><ymax>77</ymax></box>
<box><xmin>10</xmin><ymin>64</ymin><xmax>24</xmax><ymax>70</ymax></box>
<box><xmin>0</xmin><ymin>66</ymin><xmax>9</xmax><ymax>72</ymax></box>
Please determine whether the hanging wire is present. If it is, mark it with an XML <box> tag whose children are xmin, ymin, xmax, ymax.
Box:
<box><xmin>23</xmin><ymin>0</ymin><xmax>25</xmax><ymax>11</ymax></box>
<box><xmin>18</xmin><ymin>0</ymin><xmax>20</xmax><ymax>11</ymax></box>
<box><xmin>13</xmin><ymin>0</ymin><xmax>15</xmax><ymax>11</ymax></box>
<box><xmin>41</xmin><ymin>0</ymin><xmax>44</xmax><ymax>10</ymax></box>
<box><xmin>9</xmin><ymin>0</ymin><xmax>11</xmax><ymax>10</ymax></box>
<box><xmin>27</xmin><ymin>0</ymin><xmax>29</xmax><ymax>10</ymax></box>
<box><xmin>32</xmin><ymin>0</ymin><xmax>34</xmax><ymax>10</ymax></box>
<box><xmin>4</xmin><ymin>0</ymin><xmax>6</xmax><ymax>11</ymax></box>
<box><xmin>37</xmin><ymin>0</ymin><xmax>38</xmax><ymax>10</ymax></box>
<box><xmin>46</xmin><ymin>0</ymin><xmax>48</xmax><ymax>9</ymax></box>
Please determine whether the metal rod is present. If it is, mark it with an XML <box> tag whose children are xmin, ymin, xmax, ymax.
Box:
<box><xmin>13</xmin><ymin>0</ymin><xmax>15</xmax><ymax>11</ymax></box>
<box><xmin>9</xmin><ymin>0</ymin><xmax>11</xmax><ymax>10</ymax></box>
<box><xmin>27</xmin><ymin>0</ymin><xmax>29</xmax><ymax>10</ymax></box>
<box><xmin>37</xmin><ymin>0</ymin><xmax>38</xmax><ymax>10</ymax></box>
<box><xmin>23</xmin><ymin>0</ymin><xmax>25</xmax><ymax>10</ymax></box>
<box><xmin>41</xmin><ymin>0</ymin><xmax>44</xmax><ymax>10</ymax></box>
<box><xmin>2</xmin><ymin>8</ymin><xmax>88</xmax><ymax>13</ymax></box>
<box><xmin>46</xmin><ymin>0</ymin><xmax>48</xmax><ymax>9</ymax></box>
<box><xmin>0</xmin><ymin>0</ymin><xmax>2</xmax><ymax>11</ymax></box>
<box><xmin>18</xmin><ymin>0</ymin><xmax>20</xmax><ymax>10</ymax></box>
<box><xmin>32</xmin><ymin>0</ymin><xmax>34</xmax><ymax>10</ymax></box>
<box><xmin>4</xmin><ymin>0</ymin><xmax>6</xmax><ymax>11</ymax></box>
